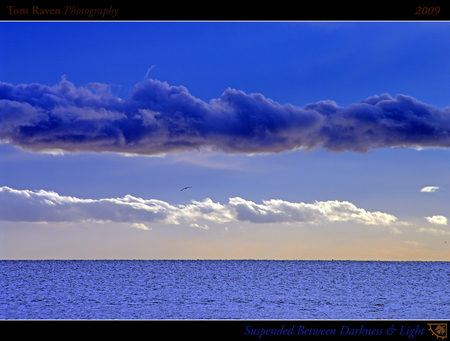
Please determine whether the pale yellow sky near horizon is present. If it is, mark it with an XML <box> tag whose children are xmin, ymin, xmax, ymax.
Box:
<box><xmin>1</xmin><ymin>219</ymin><xmax>449</xmax><ymax>261</ymax></box>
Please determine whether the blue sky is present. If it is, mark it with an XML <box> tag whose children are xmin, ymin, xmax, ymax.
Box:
<box><xmin>1</xmin><ymin>21</ymin><xmax>449</xmax><ymax>260</ymax></box>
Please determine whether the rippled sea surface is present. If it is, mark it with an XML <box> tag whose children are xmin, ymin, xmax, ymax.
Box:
<box><xmin>1</xmin><ymin>260</ymin><xmax>449</xmax><ymax>319</ymax></box>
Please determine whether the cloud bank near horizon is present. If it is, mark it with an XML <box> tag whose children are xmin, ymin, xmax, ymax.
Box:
<box><xmin>0</xmin><ymin>186</ymin><xmax>398</xmax><ymax>228</ymax></box>
<box><xmin>1</xmin><ymin>78</ymin><xmax>450</xmax><ymax>156</ymax></box>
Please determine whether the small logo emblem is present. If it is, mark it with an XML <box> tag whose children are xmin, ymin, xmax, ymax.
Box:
<box><xmin>428</xmin><ymin>323</ymin><xmax>447</xmax><ymax>340</ymax></box>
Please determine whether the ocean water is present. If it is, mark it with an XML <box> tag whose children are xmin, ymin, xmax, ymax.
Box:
<box><xmin>0</xmin><ymin>260</ymin><xmax>449</xmax><ymax>320</ymax></box>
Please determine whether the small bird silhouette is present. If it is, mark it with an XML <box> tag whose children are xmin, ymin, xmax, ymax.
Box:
<box><xmin>180</xmin><ymin>186</ymin><xmax>192</xmax><ymax>191</ymax></box>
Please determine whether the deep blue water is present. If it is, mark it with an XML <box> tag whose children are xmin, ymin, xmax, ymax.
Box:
<box><xmin>1</xmin><ymin>260</ymin><xmax>449</xmax><ymax>319</ymax></box>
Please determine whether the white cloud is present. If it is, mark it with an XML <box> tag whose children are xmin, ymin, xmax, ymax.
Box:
<box><xmin>425</xmin><ymin>215</ymin><xmax>448</xmax><ymax>225</ymax></box>
<box><xmin>228</xmin><ymin>197</ymin><xmax>398</xmax><ymax>225</ymax></box>
<box><xmin>420</xmin><ymin>186</ymin><xmax>439</xmax><ymax>192</ymax></box>
<box><xmin>0</xmin><ymin>186</ymin><xmax>400</xmax><ymax>229</ymax></box>
<box><xmin>131</xmin><ymin>222</ymin><xmax>152</xmax><ymax>231</ymax></box>
<box><xmin>0</xmin><ymin>186</ymin><xmax>178</xmax><ymax>225</ymax></box>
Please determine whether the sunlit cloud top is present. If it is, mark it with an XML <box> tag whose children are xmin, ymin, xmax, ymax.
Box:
<box><xmin>0</xmin><ymin>186</ymin><xmax>399</xmax><ymax>228</ymax></box>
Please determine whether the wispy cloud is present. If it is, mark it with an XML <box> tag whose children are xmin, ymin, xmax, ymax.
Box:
<box><xmin>418</xmin><ymin>227</ymin><xmax>450</xmax><ymax>236</ymax></box>
<box><xmin>389</xmin><ymin>226</ymin><xmax>403</xmax><ymax>235</ymax></box>
<box><xmin>420</xmin><ymin>186</ymin><xmax>440</xmax><ymax>192</ymax></box>
<box><xmin>190</xmin><ymin>223</ymin><xmax>209</xmax><ymax>230</ymax></box>
<box><xmin>144</xmin><ymin>65</ymin><xmax>156</xmax><ymax>79</ymax></box>
<box><xmin>1</xmin><ymin>78</ymin><xmax>450</xmax><ymax>156</ymax></box>
<box><xmin>0</xmin><ymin>186</ymin><xmax>399</xmax><ymax>228</ymax></box>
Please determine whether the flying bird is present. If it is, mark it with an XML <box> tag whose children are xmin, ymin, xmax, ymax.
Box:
<box><xmin>181</xmin><ymin>186</ymin><xmax>192</xmax><ymax>191</ymax></box>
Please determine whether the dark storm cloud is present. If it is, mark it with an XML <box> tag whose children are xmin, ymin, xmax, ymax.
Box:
<box><xmin>1</xmin><ymin>78</ymin><xmax>450</xmax><ymax>155</ymax></box>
